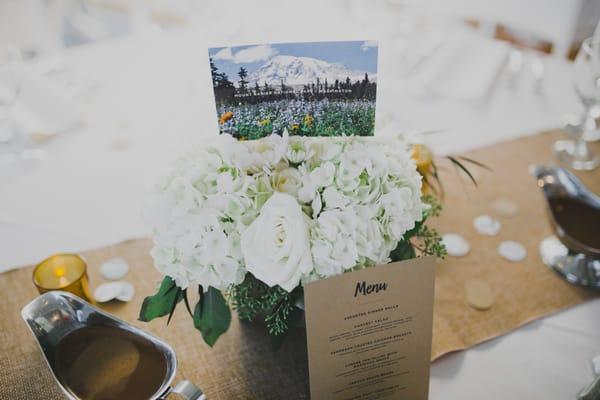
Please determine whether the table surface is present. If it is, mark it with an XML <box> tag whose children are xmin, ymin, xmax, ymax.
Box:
<box><xmin>1</xmin><ymin>2</ymin><xmax>599</xmax><ymax>398</ymax></box>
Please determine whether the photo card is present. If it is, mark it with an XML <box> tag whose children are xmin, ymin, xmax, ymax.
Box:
<box><xmin>209</xmin><ymin>40</ymin><xmax>378</xmax><ymax>139</ymax></box>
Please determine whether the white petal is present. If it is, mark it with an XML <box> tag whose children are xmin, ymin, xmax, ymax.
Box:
<box><xmin>311</xmin><ymin>194</ymin><xmax>322</xmax><ymax>218</ymax></box>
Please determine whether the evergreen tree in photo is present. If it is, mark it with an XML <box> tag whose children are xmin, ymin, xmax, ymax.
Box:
<box><xmin>238</xmin><ymin>67</ymin><xmax>248</xmax><ymax>93</ymax></box>
<box><xmin>210</xmin><ymin>57</ymin><xmax>220</xmax><ymax>88</ymax></box>
<box><xmin>254</xmin><ymin>82</ymin><xmax>261</xmax><ymax>94</ymax></box>
<box><xmin>211</xmin><ymin>58</ymin><xmax>234</xmax><ymax>103</ymax></box>
<box><xmin>358</xmin><ymin>73</ymin><xmax>370</xmax><ymax>98</ymax></box>
<box><xmin>218</xmin><ymin>73</ymin><xmax>234</xmax><ymax>88</ymax></box>
<box><xmin>356</xmin><ymin>80</ymin><xmax>362</xmax><ymax>97</ymax></box>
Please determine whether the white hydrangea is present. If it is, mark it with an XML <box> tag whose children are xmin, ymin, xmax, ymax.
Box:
<box><xmin>145</xmin><ymin>131</ymin><xmax>424</xmax><ymax>291</ymax></box>
<box><xmin>311</xmin><ymin>208</ymin><xmax>360</xmax><ymax>277</ymax></box>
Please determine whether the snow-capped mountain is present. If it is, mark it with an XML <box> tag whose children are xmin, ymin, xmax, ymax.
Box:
<box><xmin>247</xmin><ymin>55</ymin><xmax>376</xmax><ymax>87</ymax></box>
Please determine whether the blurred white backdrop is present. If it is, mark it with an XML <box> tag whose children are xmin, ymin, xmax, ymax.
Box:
<box><xmin>2</xmin><ymin>0</ymin><xmax>599</xmax><ymax>58</ymax></box>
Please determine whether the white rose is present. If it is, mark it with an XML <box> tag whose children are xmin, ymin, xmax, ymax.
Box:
<box><xmin>241</xmin><ymin>192</ymin><xmax>313</xmax><ymax>291</ymax></box>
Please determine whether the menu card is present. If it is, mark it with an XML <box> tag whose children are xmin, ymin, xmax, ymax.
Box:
<box><xmin>304</xmin><ymin>256</ymin><xmax>435</xmax><ymax>400</ymax></box>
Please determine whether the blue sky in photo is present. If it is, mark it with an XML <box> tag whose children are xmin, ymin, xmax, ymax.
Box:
<box><xmin>209</xmin><ymin>41</ymin><xmax>378</xmax><ymax>81</ymax></box>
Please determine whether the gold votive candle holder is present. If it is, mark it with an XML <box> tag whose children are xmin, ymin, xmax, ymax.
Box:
<box><xmin>33</xmin><ymin>254</ymin><xmax>93</xmax><ymax>302</ymax></box>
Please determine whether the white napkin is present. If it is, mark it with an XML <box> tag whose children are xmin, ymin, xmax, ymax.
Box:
<box><xmin>411</xmin><ymin>31</ymin><xmax>509</xmax><ymax>102</ymax></box>
<box><xmin>0</xmin><ymin>68</ymin><xmax>82</xmax><ymax>142</ymax></box>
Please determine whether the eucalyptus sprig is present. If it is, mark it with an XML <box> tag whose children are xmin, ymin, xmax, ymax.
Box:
<box><xmin>229</xmin><ymin>274</ymin><xmax>302</xmax><ymax>337</ymax></box>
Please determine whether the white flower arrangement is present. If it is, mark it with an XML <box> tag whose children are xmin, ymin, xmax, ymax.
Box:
<box><xmin>140</xmin><ymin>131</ymin><xmax>441</xmax><ymax>346</ymax></box>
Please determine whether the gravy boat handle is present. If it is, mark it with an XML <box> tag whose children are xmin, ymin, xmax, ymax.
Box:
<box><xmin>161</xmin><ymin>381</ymin><xmax>206</xmax><ymax>400</ymax></box>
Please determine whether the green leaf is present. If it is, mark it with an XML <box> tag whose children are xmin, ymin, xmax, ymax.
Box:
<box><xmin>166</xmin><ymin>289</ymin><xmax>181</xmax><ymax>326</ymax></box>
<box><xmin>456</xmin><ymin>156</ymin><xmax>491</xmax><ymax>171</ymax></box>
<box><xmin>139</xmin><ymin>277</ymin><xmax>183</xmax><ymax>322</ymax></box>
<box><xmin>193</xmin><ymin>286</ymin><xmax>231</xmax><ymax>347</ymax></box>
<box><xmin>182</xmin><ymin>289</ymin><xmax>194</xmax><ymax>318</ymax></box>
<box><xmin>390</xmin><ymin>239</ymin><xmax>416</xmax><ymax>262</ymax></box>
<box><xmin>447</xmin><ymin>155</ymin><xmax>478</xmax><ymax>187</ymax></box>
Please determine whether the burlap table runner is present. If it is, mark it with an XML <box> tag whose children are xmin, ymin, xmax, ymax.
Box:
<box><xmin>1</xmin><ymin>130</ymin><xmax>599</xmax><ymax>399</ymax></box>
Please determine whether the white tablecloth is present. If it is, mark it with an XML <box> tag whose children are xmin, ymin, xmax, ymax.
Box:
<box><xmin>1</xmin><ymin>2</ymin><xmax>599</xmax><ymax>398</ymax></box>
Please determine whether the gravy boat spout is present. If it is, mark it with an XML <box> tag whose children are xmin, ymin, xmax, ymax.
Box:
<box><xmin>21</xmin><ymin>291</ymin><xmax>204</xmax><ymax>400</ymax></box>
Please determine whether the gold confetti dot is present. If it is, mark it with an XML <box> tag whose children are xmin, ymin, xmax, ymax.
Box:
<box><xmin>465</xmin><ymin>279</ymin><xmax>494</xmax><ymax>311</ymax></box>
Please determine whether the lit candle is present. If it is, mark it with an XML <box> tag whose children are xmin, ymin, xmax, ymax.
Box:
<box><xmin>33</xmin><ymin>254</ymin><xmax>93</xmax><ymax>302</ymax></box>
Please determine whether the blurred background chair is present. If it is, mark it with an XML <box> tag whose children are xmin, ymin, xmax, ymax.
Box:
<box><xmin>404</xmin><ymin>0</ymin><xmax>599</xmax><ymax>58</ymax></box>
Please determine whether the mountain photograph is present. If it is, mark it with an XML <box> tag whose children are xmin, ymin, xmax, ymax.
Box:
<box><xmin>247</xmin><ymin>55</ymin><xmax>377</xmax><ymax>87</ymax></box>
<box><xmin>209</xmin><ymin>41</ymin><xmax>378</xmax><ymax>139</ymax></box>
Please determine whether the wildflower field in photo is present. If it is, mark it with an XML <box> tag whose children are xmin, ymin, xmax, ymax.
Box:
<box><xmin>218</xmin><ymin>99</ymin><xmax>375</xmax><ymax>139</ymax></box>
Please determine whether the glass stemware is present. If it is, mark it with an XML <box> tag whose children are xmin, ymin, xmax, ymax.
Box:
<box><xmin>554</xmin><ymin>37</ymin><xmax>600</xmax><ymax>171</ymax></box>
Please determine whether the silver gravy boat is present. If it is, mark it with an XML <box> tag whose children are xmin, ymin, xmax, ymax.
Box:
<box><xmin>532</xmin><ymin>165</ymin><xmax>600</xmax><ymax>288</ymax></box>
<box><xmin>21</xmin><ymin>291</ymin><xmax>205</xmax><ymax>400</ymax></box>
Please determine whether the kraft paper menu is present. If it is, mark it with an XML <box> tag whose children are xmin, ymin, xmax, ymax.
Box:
<box><xmin>304</xmin><ymin>256</ymin><xmax>436</xmax><ymax>400</ymax></box>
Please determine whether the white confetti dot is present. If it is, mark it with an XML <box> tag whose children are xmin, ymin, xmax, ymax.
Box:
<box><xmin>100</xmin><ymin>257</ymin><xmax>129</xmax><ymax>280</ymax></box>
<box><xmin>116</xmin><ymin>282</ymin><xmax>135</xmax><ymax>302</ymax></box>
<box><xmin>94</xmin><ymin>281</ymin><xmax>135</xmax><ymax>303</ymax></box>
<box><xmin>493</xmin><ymin>198</ymin><xmax>518</xmax><ymax>217</ymax></box>
<box><xmin>498</xmin><ymin>241</ymin><xmax>527</xmax><ymax>262</ymax></box>
<box><xmin>473</xmin><ymin>215</ymin><xmax>501</xmax><ymax>236</ymax></box>
<box><xmin>442</xmin><ymin>233</ymin><xmax>470</xmax><ymax>257</ymax></box>
<box><xmin>94</xmin><ymin>282</ymin><xmax>125</xmax><ymax>303</ymax></box>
